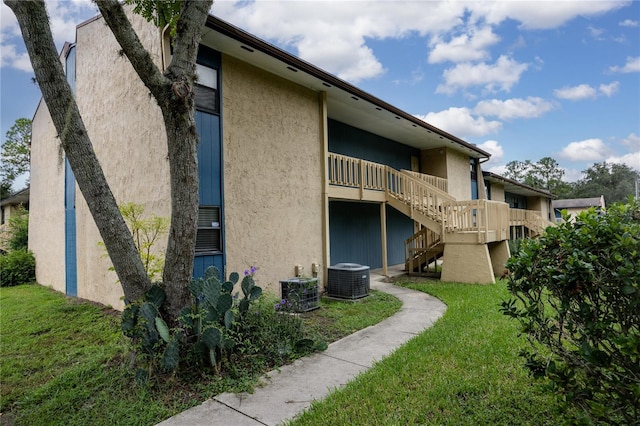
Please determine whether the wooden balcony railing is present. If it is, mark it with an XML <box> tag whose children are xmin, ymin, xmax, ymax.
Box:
<box><xmin>509</xmin><ymin>208</ymin><xmax>552</xmax><ymax>236</ymax></box>
<box><xmin>327</xmin><ymin>152</ymin><xmax>510</xmax><ymax>243</ymax></box>
<box><xmin>442</xmin><ymin>199</ymin><xmax>509</xmax><ymax>243</ymax></box>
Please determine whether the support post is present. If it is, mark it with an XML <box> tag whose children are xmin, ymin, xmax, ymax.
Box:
<box><xmin>380</xmin><ymin>202</ymin><xmax>388</xmax><ymax>276</ymax></box>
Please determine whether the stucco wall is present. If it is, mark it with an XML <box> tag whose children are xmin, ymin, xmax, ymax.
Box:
<box><xmin>490</xmin><ymin>182</ymin><xmax>506</xmax><ymax>202</ymax></box>
<box><xmin>421</xmin><ymin>148</ymin><xmax>471</xmax><ymax>200</ymax></box>
<box><xmin>29</xmin><ymin>101</ymin><xmax>67</xmax><ymax>293</ymax></box>
<box><xmin>221</xmin><ymin>55</ymin><xmax>323</xmax><ymax>292</ymax></box>
<box><xmin>73</xmin><ymin>10</ymin><xmax>170</xmax><ymax>309</ymax></box>
<box><xmin>420</xmin><ymin>148</ymin><xmax>447</xmax><ymax>180</ymax></box>
<box><xmin>445</xmin><ymin>148</ymin><xmax>472</xmax><ymax>201</ymax></box>
<box><xmin>527</xmin><ymin>196</ymin><xmax>552</xmax><ymax>221</ymax></box>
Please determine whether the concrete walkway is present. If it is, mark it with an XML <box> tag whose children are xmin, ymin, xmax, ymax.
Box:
<box><xmin>158</xmin><ymin>273</ymin><xmax>447</xmax><ymax>426</ymax></box>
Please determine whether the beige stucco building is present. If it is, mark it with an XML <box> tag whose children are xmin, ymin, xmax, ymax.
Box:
<box><xmin>29</xmin><ymin>10</ymin><xmax>542</xmax><ymax>309</ymax></box>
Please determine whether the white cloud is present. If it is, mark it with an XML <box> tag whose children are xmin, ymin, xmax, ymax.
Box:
<box><xmin>478</xmin><ymin>140</ymin><xmax>504</xmax><ymax>163</ymax></box>
<box><xmin>436</xmin><ymin>55</ymin><xmax>529</xmax><ymax>95</ymax></box>
<box><xmin>609</xmin><ymin>56</ymin><xmax>640</xmax><ymax>73</ymax></box>
<box><xmin>606</xmin><ymin>152</ymin><xmax>640</xmax><ymax>171</ymax></box>
<box><xmin>1</xmin><ymin>0</ymin><xmax>96</xmax><ymax>72</ymax></box>
<box><xmin>0</xmin><ymin>42</ymin><xmax>32</xmax><ymax>71</ymax></box>
<box><xmin>553</xmin><ymin>84</ymin><xmax>597</xmax><ymax>100</ymax></box>
<box><xmin>619</xmin><ymin>19</ymin><xmax>639</xmax><ymax>27</ymax></box>
<box><xmin>621</xmin><ymin>133</ymin><xmax>640</xmax><ymax>150</ymax></box>
<box><xmin>587</xmin><ymin>26</ymin><xmax>605</xmax><ymax>40</ymax></box>
<box><xmin>415</xmin><ymin>107</ymin><xmax>502</xmax><ymax>138</ymax></box>
<box><xmin>599</xmin><ymin>81</ymin><xmax>620</xmax><ymax>97</ymax></box>
<box><xmin>214</xmin><ymin>1</ymin><xmax>466</xmax><ymax>83</ymax></box>
<box><xmin>474</xmin><ymin>97</ymin><xmax>555</xmax><ymax>120</ymax></box>
<box><xmin>487</xmin><ymin>164</ymin><xmax>508</xmax><ymax>176</ymax></box>
<box><xmin>563</xmin><ymin>168</ymin><xmax>584</xmax><ymax>183</ymax></box>
<box><xmin>466</xmin><ymin>0</ymin><xmax>628</xmax><ymax>30</ymax></box>
<box><xmin>428</xmin><ymin>26</ymin><xmax>499</xmax><ymax>64</ymax></box>
<box><xmin>559</xmin><ymin>138</ymin><xmax>612</xmax><ymax>161</ymax></box>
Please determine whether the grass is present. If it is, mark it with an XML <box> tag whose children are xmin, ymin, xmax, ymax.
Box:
<box><xmin>289</xmin><ymin>279</ymin><xmax>576</xmax><ymax>426</ymax></box>
<box><xmin>0</xmin><ymin>284</ymin><xmax>401</xmax><ymax>426</ymax></box>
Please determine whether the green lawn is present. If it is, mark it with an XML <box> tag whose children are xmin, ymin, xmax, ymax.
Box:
<box><xmin>0</xmin><ymin>284</ymin><xmax>400</xmax><ymax>425</ymax></box>
<box><xmin>289</xmin><ymin>280</ymin><xmax>576</xmax><ymax>425</ymax></box>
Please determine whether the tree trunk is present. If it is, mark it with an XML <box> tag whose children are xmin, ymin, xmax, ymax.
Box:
<box><xmin>96</xmin><ymin>0</ymin><xmax>212</xmax><ymax>324</ymax></box>
<box><xmin>5</xmin><ymin>0</ymin><xmax>153</xmax><ymax>304</ymax></box>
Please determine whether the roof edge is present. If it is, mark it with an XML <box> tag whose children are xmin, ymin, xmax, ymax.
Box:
<box><xmin>205</xmin><ymin>15</ymin><xmax>491</xmax><ymax>159</ymax></box>
<box><xmin>483</xmin><ymin>171</ymin><xmax>556</xmax><ymax>199</ymax></box>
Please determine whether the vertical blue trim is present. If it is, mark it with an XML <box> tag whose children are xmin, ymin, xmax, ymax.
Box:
<box><xmin>64</xmin><ymin>158</ymin><xmax>77</xmax><ymax>296</ymax></box>
<box><xmin>193</xmin><ymin>47</ymin><xmax>225</xmax><ymax>278</ymax></box>
<box><xmin>64</xmin><ymin>45</ymin><xmax>77</xmax><ymax>297</ymax></box>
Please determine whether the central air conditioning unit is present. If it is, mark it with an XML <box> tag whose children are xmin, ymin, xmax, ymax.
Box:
<box><xmin>327</xmin><ymin>263</ymin><xmax>370</xmax><ymax>300</ymax></box>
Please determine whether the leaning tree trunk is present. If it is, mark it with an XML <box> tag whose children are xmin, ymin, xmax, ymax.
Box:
<box><xmin>5</xmin><ymin>0</ymin><xmax>153</xmax><ymax>304</ymax></box>
<box><xmin>96</xmin><ymin>0</ymin><xmax>213</xmax><ymax>323</ymax></box>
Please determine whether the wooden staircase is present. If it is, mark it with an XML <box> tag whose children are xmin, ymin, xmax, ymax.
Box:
<box><xmin>405</xmin><ymin>227</ymin><xmax>444</xmax><ymax>275</ymax></box>
<box><xmin>327</xmin><ymin>153</ymin><xmax>512</xmax><ymax>280</ymax></box>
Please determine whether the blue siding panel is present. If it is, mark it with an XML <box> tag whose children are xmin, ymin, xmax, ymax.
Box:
<box><xmin>196</xmin><ymin>112</ymin><xmax>222</xmax><ymax>205</ymax></box>
<box><xmin>328</xmin><ymin>119</ymin><xmax>419</xmax><ymax>170</ymax></box>
<box><xmin>329</xmin><ymin>201</ymin><xmax>382</xmax><ymax>268</ymax></box>
<box><xmin>385</xmin><ymin>205</ymin><xmax>414</xmax><ymax>265</ymax></box>
<box><xmin>329</xmin><ymin>202</ymin><xmax>412</xmax><ymax>269</ymax></box>
<box><xmin>64</xmin><ymin>159</ymin><xmax>77</xmax><ymax>296</ymax></box>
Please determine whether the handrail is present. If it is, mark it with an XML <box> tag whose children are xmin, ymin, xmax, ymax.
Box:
<box><xmin>509</xmin><ymin>208</ymin><xmax>553</xmax><ymax>235</ymax></box>
<box><xmin>402</xmin><ymin>170</ymin><xmax>448</xmax><ymax>192</ymax></box>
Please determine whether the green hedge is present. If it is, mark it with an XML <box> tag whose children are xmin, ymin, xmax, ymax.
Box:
<box><xmin>0</xmin><ymin>249</ymin><xmax>36</xmax><ymax>287</ymax></box>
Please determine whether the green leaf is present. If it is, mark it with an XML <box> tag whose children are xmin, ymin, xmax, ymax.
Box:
<box><xmin>204</xmin><ymin>266</ymin><xmax>220</xmax><ymax>279</ymax></box>
<box><xmin>221</xmin><ymin>281</ymin><xmax>234</xmax><ymax>293</ymax></box>
<box><xmin>249</xmin><ymin>286</ymin><xmax>262</xmax><ymax>301</ymax></box>
<box><xmin>155</xmin><ymin>317</ymin><xmax>170</xmax><ymax>343</ymax></box>
<box><xmin>224</xmin><ymin>310</ymin><xmax>234</xmax><ymax>330</ymax></box>
<box><xmin>241</xmin><ymin>275</ymin><xmax>254</xmax><ymax>297</ymax></box>
<box><xmin>208</xmin><ymin>349</ymin><xmax>217</xmax><ymax>368</ymax></box>
<box><xmin>145</xmin><ymin>284</ymin><xmax>165</xmax><ymax>308</ymax></box>
<box><xmin>139</xmin><ymin>302</ymin><xmax>157</xmax><ymax>327</ymax></box>
<box><xmin>161</xmin><ymin>338</ymin><xmax>179</xmax><ymax>371</ymax></box>
<box><xmin>239</xmin><ymin>299</ymin><xmax>250</xmax><ymax>315</ymax></box>
<box><xmin>203</xmin><ymin>278</ymin><xmax>222</xmax><ymax>307</ymax></box>
<box><xmin>121</xmin><ymin>304</ymin><xmax>139</xmax><ymax>337</ymax></box>
<box><xmin>216</xmin><ymin>294</ymin><xmax>233</xmax><ymax>314</ymax></box>
<box><xmin>188</xmin><ymin>278</ymin><xmax>203</xmax><ymax>299</ymax></box>
<box><xmin>229</xmin><ymin>271</ymin><xmax>239</xmax><ymax>285</ymax></box>
<box><xmin>202</xmin><ymin>327</ymin><xmax>221</xmax><ymax>350</ymax></box>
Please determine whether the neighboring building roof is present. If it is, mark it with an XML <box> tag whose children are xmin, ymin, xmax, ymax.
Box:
<box><xmin>553</xmin><ymin>196</ymin><xmax>605</xmax><ymax>210</ymax></box>
<box><xmin>201</xmin><ymin>15</ymin><xmax>491</xmax><ymax>160</ymax></box>
<box><xmin>1</xmin><ymin>187</ymin><xmax>30</xmax><ymax>207</ymax></box>
<box><xmin>482</xmin><ymin>171</ymin><xmax>556</xmax><ymax>199</ymax></box>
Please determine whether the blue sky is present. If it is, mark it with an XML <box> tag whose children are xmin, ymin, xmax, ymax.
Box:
<box><xmin>1</xmin><ymin>0</ymin><xmax>639</xmax><ymax>188</ymax></box>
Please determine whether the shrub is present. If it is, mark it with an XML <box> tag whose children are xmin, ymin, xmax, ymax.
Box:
<box><xmin>502</xmin><ymin>198</ymin><xmax>640</xmax><ymax>425</ymax></box>
<box><xmin>4</xmin><ymin>205</ymin><xmax>29</xmax><ymax>251</ymax></box>
<box><xmin>0</xmin><ymin>249</ymin><xmax>35</xmax><ymax>287</ymax></box>
<box><xmin>123</xmin><ymin>266</ymin><xmax>324</xmax><ymax>384</ymax></box>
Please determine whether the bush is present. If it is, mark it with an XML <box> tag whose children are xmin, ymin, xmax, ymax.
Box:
<box><xmin>502</xmin><ymin>198</ymin><xmax>640</xmax><ymax>425</ymax></box>
<box><xmin>5</xmin><ymin>205</ymin><xmax>29</xmax><ymax>251</ymax></box>
<box><xmin>0</xmin><ymin>249</ymin><xmax>36</xmax><ymax>287</ymax></box>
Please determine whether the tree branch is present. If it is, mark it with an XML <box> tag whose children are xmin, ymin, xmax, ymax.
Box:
<box><xmin>166</xmin><ymin>0</ymin><xmax>213</xmax><ymax>79</ymax></box>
